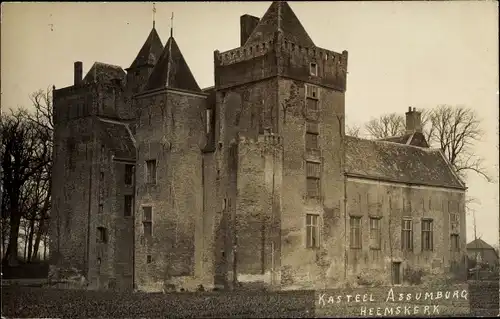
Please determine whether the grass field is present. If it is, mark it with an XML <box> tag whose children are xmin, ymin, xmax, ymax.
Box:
<box><xmin>2</xmin><ymin>280</ymin><xmax>497</xmax><ymax>318</ymax></box>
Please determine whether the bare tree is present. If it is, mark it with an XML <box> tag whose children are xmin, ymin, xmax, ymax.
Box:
<box><xmin>27</xmin><ymin>89</ymin><xmax>53</xmax><ymax>262</ymax></box>
<box><xmin>346</xmin><ymin>124</ymin><xmax>361</xmax><ymax>137</ymax></box>
<box><xmin>364</xmin><ymin>113</ymin><xmax>406</xmax><ymax>139</ymax></box>
<box><xmin>427</xmin><ymin>105</ymin><xmax>490</xmax><ymax>182</ymax></box>
<box><xmin>362</xmin><ymin>105</ymin><xmax>491</xmax><ymax>182</ymax></box>
<box><xmin>1</xmin><ymin>89</ymin><xmax>53</xmax><ymax>266</ymax></box>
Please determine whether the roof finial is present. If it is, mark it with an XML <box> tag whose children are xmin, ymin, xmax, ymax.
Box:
<box><xmin>152</xmin><ymin>3</ymin><xmax>156</xmax><ymax>29</ymax></box>
<box><xmin>170</xmin><ymin>12</ymin><xmax>174</xmax><ymax>38</ymax></box>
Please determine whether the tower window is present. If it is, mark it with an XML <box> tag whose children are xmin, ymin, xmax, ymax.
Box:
<box><xmin>310</xmin><ymin>62</ymin><xmax>318</xmax><ymax>76</ymax></box>
<box><xmin>306</xmin><ymin>161</ymin><xmax>321</xmax><ymax>198</ymax></box>
<box><xmin>97</xmin><ymin>227</ymin><xmax>108</xmax><ymax>244</ymax></box>
<box><xmin>143</xmin><ymin>206</ymin><xmax>153</xmax><ymax>239</ymax></box>
<box><xmin>124</xmin><ymin>195</ymin><xmax>134</xmax><ymax>217</ymax></box>
<box><xmin>125</xmin><ymin>164</ymin><xmax>134</xmax><ymax>185</ymax></box>
<box><xmin>145</xmin><ymin>160</ymin><xmax>157</xmax><ymax>184</ymax></box>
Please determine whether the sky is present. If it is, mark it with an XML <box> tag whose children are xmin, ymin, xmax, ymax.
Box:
<box><xmin>1</xmin><ymin>1</ymin><xmax>499</xmax><ymax>247</ymax></box>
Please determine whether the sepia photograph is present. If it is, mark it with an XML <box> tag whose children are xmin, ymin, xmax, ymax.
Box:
<box><xmin>1</xmin><ymin>1</ymin><xmax>499</xmax><ymax>317</ymax></box>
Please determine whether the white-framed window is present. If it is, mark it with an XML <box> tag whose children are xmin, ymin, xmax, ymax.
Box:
<box><xmin>305</xmin><ymin>84</ymin><xmax>319</xmax><ymax>111</ymax></box>
<box><xmin>306</xmin><ymin>214</ymin><xmax>320</xmax><ymax>248</ymax></box>
<box><xmin>310</xmin><ymin>62</ymin><xmax>318</xmax><ymax>76</ymax></box>
<box><xmin>401</xmin><ymin>218</ymin><xmax>413</xmax><ymax>251</ymax></box>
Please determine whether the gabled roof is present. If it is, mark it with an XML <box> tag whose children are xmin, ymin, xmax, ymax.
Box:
<box><xmin>244</xmin><ymin>1</ymin><xmax>314</xmax><ymax>48</ymax></box>
<box><xmin>144</xmin><ymin>36</ymin><xmax>201</xmax><ymax>92</ymax></box>
<box><xmin>378</xmin><ymin>132</ymin><xmax>430</xmax><ymax>148</ymax></box>
<box><xmin>128</xmin><ymin>27</ymin><xmax>164</xmax><ymax>70</ymax></box>
<box><xmin>345</xmin><ymin>136</ymin><xmax>466</xmax><ymax>189</ymax></box>
<box><xmin>83</xmin><ymin>62</ymin><xmax>126</xmax><ymax>84</ymax></box>
<box><xmin>467</xmin><ymin>239</ymin><xmax>495</xmax><ymax>250</ymax></box>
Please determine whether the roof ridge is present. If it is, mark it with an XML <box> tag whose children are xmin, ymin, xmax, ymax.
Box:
<box><xmin>244</xmin><ymin>1</ymin><xmax>314</xmax><ymax>48</ymax></box>
<box><xmin>144</xmin><ymin>36</ymin><xmax>201</xmax><ymax>92</ymax></box>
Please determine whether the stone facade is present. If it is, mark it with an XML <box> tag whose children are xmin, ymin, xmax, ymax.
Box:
<box><xmin>50</xmin><ymin>1</ymin><xmax>467</xmax><ymax>292</ymax></box>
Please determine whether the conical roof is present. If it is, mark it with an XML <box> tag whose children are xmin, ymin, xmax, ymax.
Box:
<box><xmin>144</xmin><ymin>36</ymin><xmax>201</xmax><ymax>92</ymax></box>
<box><xmin>244</xmin><ymin>1</ymin><xmax>314</xmax><ymax>48</ymax></box>
<box><xmin>129</xmin><ymin>27</ymin><xmax>164</xmax><ymax>69</ymax></box>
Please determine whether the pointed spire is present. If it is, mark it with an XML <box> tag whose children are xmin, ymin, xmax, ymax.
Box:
<box><xmin>152</xmin><ymin>3</ymin><xmax>156</xmax><ymax>29</ymax></box>
<box><xmin>244</xmin><ymin>1</ymin><xmax>314</xmax><ymax>48</ymax></box>
<box><xmin>128</xmin><ymin>27</ymin><xmax>164</xmax><ymax>70</ymax></box>
<box><xmin>170</xmin><ymin>12</ymin><xmax>174</xmax><ymax>38</ymax></box>
<box><xmin>144</xmin><ymin>36</ymin><xmax>201</xmax><ymax>92</ymax></box>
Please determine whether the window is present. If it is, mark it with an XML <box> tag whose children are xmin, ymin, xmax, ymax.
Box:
<box><xmin>145</xmin><ymin>160</ymin><xmax>157</xmax><ymax>184</ymax></box>
<box><xmin>125</xmin><ymin>164</ymin><xmax>134</xmax><ymax>185</ymax></box>
<box><xmin>310</xmin><ymin>62</ymin><xmax>318</xmax><ymax>76</ymax></box>
<box><xmin>100</xmin><ymin>171</ymin><xmax>104</xmax><ymax>182</ymax></box>
<box><xmin>124</xmin><ymin>195</ymin><xmax>134</xmax><ymax>217</ymax></box>
<box><xmin>305</xmin><ymin>85</ymin><xmax>319</xmax><ymax>111</ymax></box>
<box><xmin>306</xmin><ymin>84</ymin><xmax>319</xmax><ymax>99</ymax></box>
<box><xmin>206</xmin><ymin>109</ymin><xmax>212</xmax><ymax>134</ymax></box>
<box><xmin>98</xmin><ymin>203</ymin><xmax>103</xmax><ymax>214</ymax></box>
<box><xmin>369</xmin><ymin>217</ymin><xmax>381</xmax><ymax>250</ymax></box>
<box><xmin>147</xmin><ymin>255</ymin><xmax>152</xmax><ymax>264</ymax></box>
<box><xmin>392</xmin><ymin>262</ymin><xmax>401</xmax><ymax>285</ymax></box>
<box><xmin>143</xmin><ymin>206</ymin><xmax>153</xmax><ymax>239</ymax></box>
<box><xmin>421</xmin><ymin>219</ymin><xmax>433</xmax><ymax>251</ymax></box>
<box><xmin>306</xmin><ymin>121</ymin><xmax>319</xmax><ymax>151</ymax></box>
<box><xmin>306</xmin><ymin>214</ymin><xmax>319</xmax><ymax>248</ymax></box>
<box><xmin>401</xmin><ymin>219</ymin><xmax>413</xmax><ymax>251</ymax></box>
<box><xmin>451</xmin><ymin>234</ymin><xmax>460</xmax><ymax>252</ymax></box>
<box><xmin>97</xmin><ymin>227</ymin><xmax>108</xmax><ymax>244</ymax></box>
<box><xmin>306</xmin><ymin>98</ymin><xmax>318</xmax><ymax>111</ymax></box>
<box><xmin>350</xmin><ymin>216</ymin><xmax>362</xmax><ymax>249</ymax></box>
<box><xmin>450</xmin><ymin>213</ymin><xmax>459</xmax><ymax>233</ymax></box>
<box><xmin>306</xmin><ymin>161</ymin><xmax>321</xmax><ymax>198</ymax></box>
<box><xmin>305</xmin><ymin>132</ymin><xmax>319</xmax><ymax>150</ymax></box>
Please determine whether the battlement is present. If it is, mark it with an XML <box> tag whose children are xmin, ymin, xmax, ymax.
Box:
<box><xmin>215</xmin><ymin>35</ymin><xmax>347</xmax><ymax>69</ymax></box>
<box><xmin>238</xmin><ymin>132</ymin><xmax>283</xmax><ymax>148</ymax></box>
<box><xmin>216</xmin><ymin>39</ymin><xmax>276</xmax><ymax>66</ymax></box>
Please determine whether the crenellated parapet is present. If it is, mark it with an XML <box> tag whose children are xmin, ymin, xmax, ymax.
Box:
<box><xmin>214</xmin><ymin>30</ymin><xmax>348</xmax><ymax>91</ymax></box>
<box><xmin>237</xmin><ymin>131</ymin><xmax>283</xmax><ymax>156</ymax></box>
<box><xmin>216</xmin><ymin>40</ymin><xmax>276</xmax><ymax>67</ymax></box>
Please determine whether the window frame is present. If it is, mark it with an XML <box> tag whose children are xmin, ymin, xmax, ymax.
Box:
<box><xmin>306</xmin><ymin>214</ymin><xmax>320</xmax><ymax>249</ymax></box>
<box><xmin>145</xmin><ymin>160</ymin><xmax>157</xmax><ymax>185</ymax></box>
<box><xmin>401</xmin><ymin>218</ymin><xmax>413</xmax><ymax>251</ymax></box>
<box><xmin>309</xmin><ymin>62</ymin><xmax>318</xmax><ymax>76</ymax></box>
<box><xmin>350</xmin><ymin>216</ymin><xmax>362</xmax><ymax>249</ymax></box>
<box><xmin>142</xmin><ymin>206</ymin><xmax>153</xmax><ymax>239</ymax></box>
<box><xmin>450</xmin><ymin>234</ymin><xmax>460</xmax><ymax>252</ymax></box>
<box><xmin>125</xmin><ymin>164</ymin><xmax>134</xmax><ymax>185</ymax></box>
<box><xmin>305</xmin><ymin>161</ymin><xmax>321</xmax><ymax>199</ymax></box>
<box><xmin>97</xmin><ymin>227</ymin><xmax>108</xmax><ymax>244</ymax></box>
<box><xmin>421</xmin><ymin>218</ymin><xmax>434</xmax><ymax>251</ymax></box>
<box><xmin>124</xmin><ymin>195</ymin><xmax>134</xmax><ymax>217</ymax></box>
<box><xmin>369</xmin><ymin>217</ymin><xmax>382</xmax><ymax>250</ymax></box>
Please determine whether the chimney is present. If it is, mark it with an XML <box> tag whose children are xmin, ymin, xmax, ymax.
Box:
<box><xmin>405</xmin><ymin>106</ymin><xmax>422</xmax><ymax>134</ymax></box>
<box><xmin>74</xmin><ymin>61</ymin><xmax>83</xmax><ymax>85</ymax></box>
<box><xmin>240</xmin><ymin>14</ymin><xmax>260</xmax><ymax>46</ymax></box>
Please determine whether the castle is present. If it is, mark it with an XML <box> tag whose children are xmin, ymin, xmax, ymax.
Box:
<box><xmin>50</xmin><ymin>2</ymin><xmax>467</xmax><ymax>291</ymax></box>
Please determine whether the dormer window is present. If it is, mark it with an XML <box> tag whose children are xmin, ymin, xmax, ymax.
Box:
<box><xmin>310</xmin><ymin>62</ymin><xmax>318</xmax><ymax>76</ymax></box>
